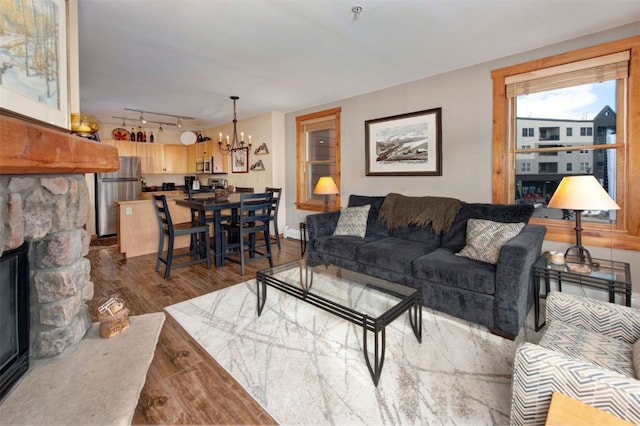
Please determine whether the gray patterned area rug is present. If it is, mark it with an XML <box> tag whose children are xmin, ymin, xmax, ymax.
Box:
<box><xmin>166</xmin><ymin>280</ymin><xmax>538</xmax><ymax>425</ymax></box>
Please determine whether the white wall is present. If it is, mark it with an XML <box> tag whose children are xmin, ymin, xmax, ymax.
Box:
<box><xmin>284</xmin><ymin>23</ymin><xmax>640</xmax><ymax>297</ymax></box>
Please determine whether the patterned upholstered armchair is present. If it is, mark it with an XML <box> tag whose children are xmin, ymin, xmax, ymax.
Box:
<box><xmin>510</xmin><ymin>292</ymin><xmax>640</xmax><ymax>425</ymax></box>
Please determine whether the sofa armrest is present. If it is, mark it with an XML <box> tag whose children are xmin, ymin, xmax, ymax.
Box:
<box><xmin>511</xmin><ymin>343</ymin><xmax>640</xmax><ymax>425</ymax></box>
<box><xmin>493</xmin><ymin>224</ymin><xmax>546</xmax><ymax>336</ymax></box>
<box><xmin>547</xmin><ymin>292</ymin><xmax>640</xmax><ymax>344</ymax></box>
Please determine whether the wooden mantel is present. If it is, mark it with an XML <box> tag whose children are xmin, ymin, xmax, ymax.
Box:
<box><xmin>0</xmin><ymin>114</ymin><xmax>119</xmax><ymax>174</ymax></box>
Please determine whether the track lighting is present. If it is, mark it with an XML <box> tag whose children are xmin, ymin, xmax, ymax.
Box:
<box><xmin>123</xmin><ymin>108</ymin><xmax>194</xmax><ymax>126</ymax></box>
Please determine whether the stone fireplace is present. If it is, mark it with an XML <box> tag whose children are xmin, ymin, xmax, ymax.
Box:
<box><xmin>1</xmin><ymin>175</ymin><xmax>93</xmax><ymax>358</ymax></box>
<box><xmin>0</xmin><ymin>114</ymin><xmax>119</xmax><ymax>365</ymax></box>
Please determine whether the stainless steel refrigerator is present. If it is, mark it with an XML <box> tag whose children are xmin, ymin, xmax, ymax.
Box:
<box><xmin>96</xmin><ymin>156</ymin><xmax>142</xmax><ymax>237</ymax></box>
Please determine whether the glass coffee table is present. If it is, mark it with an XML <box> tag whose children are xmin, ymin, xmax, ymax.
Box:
<box><xmin>256</xmin><ymin>259</ymin><xmax>422</xmax><ymax>386</ymax></box>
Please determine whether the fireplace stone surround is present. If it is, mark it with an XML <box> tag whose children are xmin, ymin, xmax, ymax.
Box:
<box><xmin>1</xmin><ymin>114</ymin><xmax>119</xmax><ymax>361</ymax></box>
<box><xmin>1</xmin><ymin>175</ymin><xmax>93</xmax><ymax>358</ymax></box>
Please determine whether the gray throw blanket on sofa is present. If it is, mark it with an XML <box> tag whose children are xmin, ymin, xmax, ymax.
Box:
<box><xmin>379</xmin><ymin>193</ymin><xmax>461</xmax><ymax>234</ymax></box>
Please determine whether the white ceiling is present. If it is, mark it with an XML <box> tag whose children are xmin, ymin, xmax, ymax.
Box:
<box><xmin>78</xmin><ymin>0</ymin><xmax>640</xmax><ymax>130</ymax></box>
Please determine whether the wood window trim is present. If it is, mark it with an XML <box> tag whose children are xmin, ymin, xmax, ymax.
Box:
<box><xmin>296</xmin><ymin>107</ymin><xmax>341</xmax><ymax>212</ymax></box>
<box><xmin>491</xmin><ymin>35</ymin><xmax>640</xmax><ymax>251</ymax></box>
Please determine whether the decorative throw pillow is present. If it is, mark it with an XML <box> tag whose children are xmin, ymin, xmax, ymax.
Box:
<box><xmin>333</xmin><ymin>204</ymin><xmax>371</xmax><ymax>238</ymax></box>
<box><xmin>456</xmin><ymin>219</ymin><xmax>525</xmax><ymax>264</ymax></box>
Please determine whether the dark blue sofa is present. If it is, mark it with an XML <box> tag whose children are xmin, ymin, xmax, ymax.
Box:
<box><xmin>307</xmin><ymin>194</ymin><xmax>547</xmax><ymax>339</ymax></box>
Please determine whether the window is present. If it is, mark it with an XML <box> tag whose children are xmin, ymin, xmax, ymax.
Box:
<box><xmin>521</xmin><ymin>162</ymin><xmax>531</xmax><ymax>172</ymax></box>
<box><xmin>566</xmin><ymin>162</ymin><xmax>572</xmax><ymax>171</ymax></box>
<box><xmin>522</xmin><ymin>128</ymin><xmax>534</xmax><ymax>137</ymax></box>
<box><xmin>491</xmin><ymin>36</ymin><xmax>640</xmax><ymax>250</ymax></box>
<box><xmin>296</xmin><ymin>107</ymin><xmax>341</xmax><ymax>211</ymax></box>
<box><xmin>566</xmin><ymin>127</ymin><xmax>573</xmax><ymax>136</ymax></box>
<box><xmin>580</xmin><ymin>127</ymin><xmax>593</xmax><ymax>136</ymax></box>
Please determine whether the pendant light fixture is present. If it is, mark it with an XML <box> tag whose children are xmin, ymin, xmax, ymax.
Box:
<box><xmin>218</xmin><ymin>96</ymin><xmax>252</xmax><ymax>155</ymax></box>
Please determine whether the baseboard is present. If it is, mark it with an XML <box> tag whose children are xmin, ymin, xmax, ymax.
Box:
<box><xmin>284</xmin><ymin>226</ymin><xmax>302</xmax><ymax>240</ymax></box>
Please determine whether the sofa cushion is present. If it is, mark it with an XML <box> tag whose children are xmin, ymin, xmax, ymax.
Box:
<box><xmin>456</xmin><ymin>219</ymin><xmax>525</xmax><ymax>264</ymax></box>
<box><xmin>389</xmin><ymin>223</ymin><xmax>442</xmax><ymax>244</ymax></box>
<box><xmin>541</xmin><ymin>321</ymin><xmax>635</xmax><ymax>378</ymax></box>
<box><xmin>412</xmin><ymin>248</ymin><xmax>497</xmax><ymax>295</ymax></box>
<box><xmin>356</xmin><ymin>237</ymin><xmax>439</xmax><ymax>275</ymax></box>
<box><xmin>313</xmin><ymin>235</ymin><xmax>377</xmax><ymax>261</ymax></box>
<box><xmin>334</xmin><ymin>204</ymin><xmax>371</xmax><ymax>237</ymax></box>
<box><xmin>442</xmin><ymin>203</ymin><xmax>534</xmax><ymax>252</ymax></box>
<box><xmin>348</xmin><ymin>195</ymin><xmax>389</xmax><ymax>238</ymax></box>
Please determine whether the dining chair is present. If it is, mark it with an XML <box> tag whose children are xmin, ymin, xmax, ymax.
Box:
<box><xmin>152</xmin><ymin>194</ymin><xmax>211</xmax><ymax>279</ymax></box>
<box><xmin>265</xmin><ymin>187</ymin><xmax>282</xmax><ymax>250</ymax></box>
<box><xmin>221</xmin><ymin>192</ymin><xmax>273</xmax><ymax>275</ymax></box>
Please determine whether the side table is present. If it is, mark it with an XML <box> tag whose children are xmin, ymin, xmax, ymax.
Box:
<box><xmin>531</xmin><ymin>251</ymin><xmax>632</xmax><ymax>331</ymax></box>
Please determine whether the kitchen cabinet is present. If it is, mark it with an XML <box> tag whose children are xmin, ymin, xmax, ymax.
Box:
<box><xmin>138</xmin><ymin>143</ymin><xmax>165</xmax><ymax>173</ymax></box>
<box><xmin>164</xmin><ymin>144</ymin><xmax>188</xmax><ymax>173</ymax></box>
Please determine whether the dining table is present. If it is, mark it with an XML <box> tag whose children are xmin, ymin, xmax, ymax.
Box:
<box><xmin>175</xmin><ymin>193</ymin><xmax>244</xmax><ymax>267</ymax></box>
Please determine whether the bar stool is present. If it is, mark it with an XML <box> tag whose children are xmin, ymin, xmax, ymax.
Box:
<box><xmin>221</xmin><ymin>192</ymin><xmax>273</xmax><ymax>275</ymax></box>
<box><xmin>152</xmin><ymin>194</ymin><xmax>211</xmax><ymax>279</ymax></box>
<box><xmin>265</xmin><ymin>187</ymin><xmax>282</xmax><ymax>250</ymax></box>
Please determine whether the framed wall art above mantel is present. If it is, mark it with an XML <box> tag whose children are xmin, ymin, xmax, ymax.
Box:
<box><xmin>0</xmin><ymin>0</ymin><xmax>70</xmax><ymax>130</ymax></box>
<box><xmin>365</xmin><ymin>107</ymin><xmax>442</xmax><ymax>176</ymax></box>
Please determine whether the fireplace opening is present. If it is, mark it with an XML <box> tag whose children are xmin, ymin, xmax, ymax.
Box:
<box><xmin>0</xmin><ymin>242</ymin><xmax>29</xmax><ymax>402</ymax></box>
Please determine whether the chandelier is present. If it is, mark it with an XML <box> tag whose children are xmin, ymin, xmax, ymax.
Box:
<box><xmin>218</xmin><ymin>96</ymin><xmax>252</xmax><ymax>155</ymax></box>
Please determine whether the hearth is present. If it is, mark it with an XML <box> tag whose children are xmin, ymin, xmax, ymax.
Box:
<box><xmin>0</xmin><ymin>243</ymin><xmax>29</xmax><ymax>401</ymax></box>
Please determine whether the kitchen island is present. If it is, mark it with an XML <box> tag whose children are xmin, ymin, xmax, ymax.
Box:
<box><xmin>117</xmin><ymin>191</ymin><xmax>199</xmax><ymax>259</ymax></box>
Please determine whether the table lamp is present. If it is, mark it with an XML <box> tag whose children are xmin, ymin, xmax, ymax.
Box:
<box><xmin>313</xmin><ymin>176</ymin><xmax>339</xmax><ymax>212</ymax></box>
<box><xmin>547</xmin><ymin>175</ymin><xmax>620</xmax><ymax>266</ymax></box>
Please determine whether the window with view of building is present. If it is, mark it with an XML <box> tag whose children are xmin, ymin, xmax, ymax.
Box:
<box><xmin>296</xmin><ymin>107</ymin><xmax>341</xmax><ymax>212</ymax></box>
<box><xmin>580</xmin><ymin>127</ymin><xmax>593</xmax><ymax>136</ymax></box>
<box><xmin>492</xmin><ymin>36</ymin><xmax>640</xmax><ymax>250</ymax></box>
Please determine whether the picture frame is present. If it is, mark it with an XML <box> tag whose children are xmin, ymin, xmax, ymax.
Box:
<box><xmin>0</xmin><ymin>0</ymin><xmax>70</xmax><ymax>130</ymax></box>
<box><xmin>365</xmin><ymin>107</ymin><xmax>442</xmax><ymax>176</ymax></box>
<box><xmin>231</xmin><ymin>148</ymin><xmax>249</xmax><ymax>173</ymax></box>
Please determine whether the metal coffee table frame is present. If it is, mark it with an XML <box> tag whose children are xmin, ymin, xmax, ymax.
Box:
<box><xmin>256</xmin><ymin>259</ymin><xmax>422</xmax><ymax>386</ymax></box>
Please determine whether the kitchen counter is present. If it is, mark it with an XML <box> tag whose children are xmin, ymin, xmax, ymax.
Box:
<box><xmin>116</xmin><ymin>196</ymin><xmax>199</xmax><ymax>258</ymax></box>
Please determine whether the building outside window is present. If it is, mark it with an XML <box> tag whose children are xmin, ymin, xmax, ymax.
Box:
<box><xmin>522</xmin><ymin>128</ymin><xmax>534</xmax><ymax>137</ymax></box>
<box><xmin>566</xmin><ymin>162</ymin><xmax>572</xmax><ymax>171</ymax></box>
<box><xmin>566</xmin><ymin>127</ymin><xmax>573</xmax><ymax>136</ymax></box>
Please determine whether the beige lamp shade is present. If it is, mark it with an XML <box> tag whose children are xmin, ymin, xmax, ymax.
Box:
<box><xmin>547</xmin><ymin>175</ymin><xmax>620</xmax><ymax>211</ymax></box>
<box><xmin>313</xmin><ymin>177</ymin><xmax>339</xmax><ymax>195</ymax></box>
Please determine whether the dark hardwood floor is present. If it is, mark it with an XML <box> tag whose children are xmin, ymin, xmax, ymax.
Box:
<box><xmin>87</xmin><ymin>237</ymin><xmax>302</xmax><ymax>425</ymax></box>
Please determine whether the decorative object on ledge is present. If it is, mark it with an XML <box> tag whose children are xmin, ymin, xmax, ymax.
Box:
<box><xmin>0</xmin><ymin>0</ymin><xmax>69</xmax><ymax>130</ymax></box>
<box><xmin>218</xmin><ymin>96</ymin><xmax>252</xmax><ymax>155</ymax></box>
<box><xmin>254</xmin><ymin>143</ymin><xmax>269</xmax><ymax>155</ymax></box>
<box><xmin>231</xmin><ymin>147</ymin><xmax>249</xmax><ymax>173</ymax></box>
<box><xmin>313</xmin><ymin>176</ymin><xmax>339</xmax><ymax>212</ymax></box>
<box><xmin>250</xmin><ymin>159</ymin><xmax>265</xmax><ymax>171</ymax></box>
<box><xmin>70</xmin><ymin>113</ymin><xmax>100</xmax><ymax>136</ymax></box>
<box><xmin>365</xmin><ymin>107</ymin><xmax>442</xmax><ymax>176</ymax></box>
<box><xmin>547</xmin><ymin>175</ymin><xmax>620</xmax><ymax>267</ymax></box>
